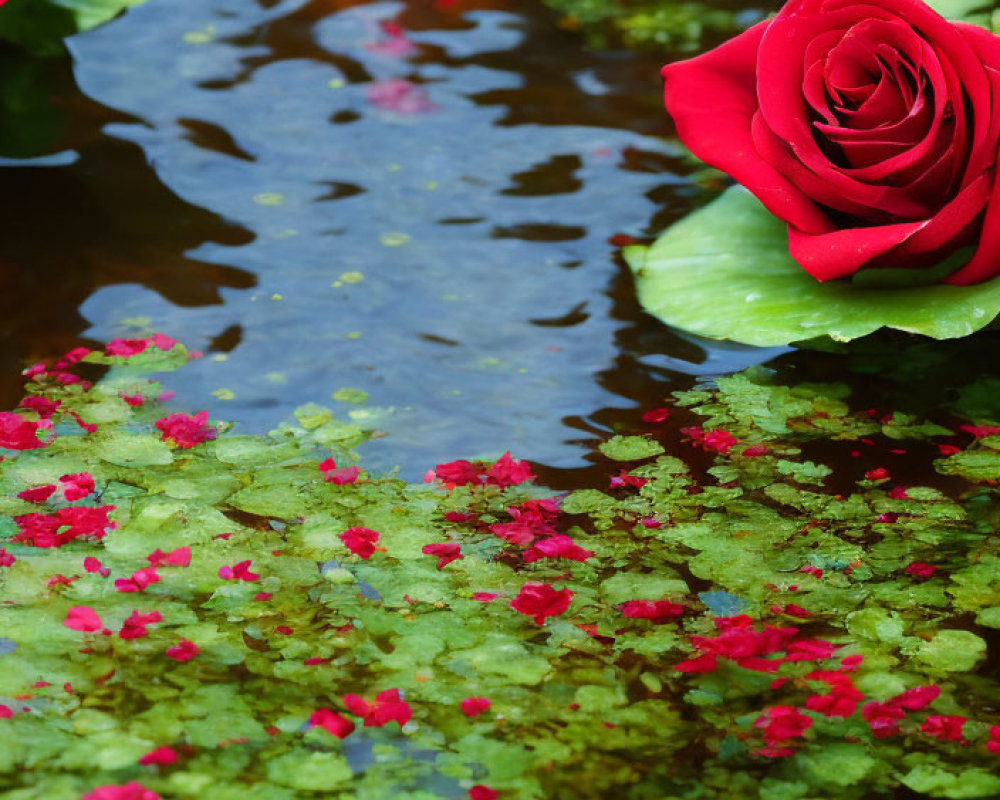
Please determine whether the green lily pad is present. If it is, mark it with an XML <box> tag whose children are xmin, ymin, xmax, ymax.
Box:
<box><xmin>624</xmin><ymin>187</ymin><xmax>1000</xmax><ymax>346</ymax></box>
<box><xmin>598</xmin><ymin>435</ymin><xmax>665</xmax><ymax>461</ymax></box>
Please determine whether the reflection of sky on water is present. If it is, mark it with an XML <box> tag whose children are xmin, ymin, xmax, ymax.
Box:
<box><xmin>64</xmin><ymin>0</ymin><xmax>776</xmax><ymax>477</ymax></box>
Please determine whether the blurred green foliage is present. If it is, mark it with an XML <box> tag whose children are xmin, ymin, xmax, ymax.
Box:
<box><xmin>542</xmin><ymin>0</ymin><xmax>753</xmax><ymax>52</ymax></box>
<box><xmin>0</xmin><ymin>0</ymin><xmax>147</xmax><ymax>55</ymax></box>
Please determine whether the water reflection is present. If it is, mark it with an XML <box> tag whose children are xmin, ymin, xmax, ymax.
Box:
<box><xmin>4</xmin><ymin>0</ymin><xmax>777</xmax><ymax>479</ymax></box>
<box><xmin>0</xmin><ymin>46</ymin><xmax>255</xmax><ymax>410</ymax></box>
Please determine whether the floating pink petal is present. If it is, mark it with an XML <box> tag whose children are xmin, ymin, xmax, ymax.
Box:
<box><xmin>366</xmin><ymin>79</ymin><xmax>437</xmax><ymax>114</ymax></box>
<box><xmin>148</xmin><ymin>546</ymin><xmax>191</xmax><ymax>567</ymax></box>
<box><xmin>218</xmin><ymin>560</ymin><xmax>260</xmax><ymax>581</ymax></box>
<box><xmin>82</xmin><ymin>782</ymin><xmax>160</xmax><ymax>800</ymax></box>
<box><xmin>422</xmin><ymin>542</ymin><xmax>462</xmax><ymax>569</ymax></box>
<box><xmin>460</xmin><ymin>697</ymin><xmax>491</xmax><ymax>717</ymax></box>
<box><xmin>119</xmin><ymin>610</ymin><xmax>163</xmax><ymax>640</ymax></box>
<box><xmin>60</xmin><ymin>472</ymin><xmax>95</xmax><ymax>501</ymax></box>
<box><xmin>138</xmin><ymin>745</ymin><xmax>178</xmax><ymax>766</ymax></box>
<box><xmin>18</xmin><ymin>485</ymin><xmax>56</xmax><ymax>504</ymax></box>
<box><xmin>64</xmin><ymin>606</ymin><xmax>103</xmax><ymax>632</ymax></box>
<box><xmin>165</xmin><ymin>639</ymin><xmax>200</xmax><ymax>662</ymax></box>
<box><xmin>0</xmin><ymin>412</ymin><xmax>46</xmax><ymax>450</ymax></box>
<box><xmin>309</xmin><ymin>707</ymin><xmax>356</xmax><ymax>738</ymax></box>
<box><xmin>340</xmin><ymin>527</ymin><xmax>381</xmax><ymax>559</ymax></box>
<box><xmin>510</xmin><ymin>583</ymin><xmax>572</xmax><ymax>625</ymax></box>
<box><xmin>114</xmin><ymin>567</ymin><xmax>161</xmax><ymax>593</ymax></box>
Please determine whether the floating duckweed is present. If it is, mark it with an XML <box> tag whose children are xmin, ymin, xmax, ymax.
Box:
<box><xmin>253</xmin><ymin>192</ymin><xmax>286</xmax><ymax>207</ymax></box>
<box><xmin>379</xmin><ymin>232</ymin><xmax>411</xmax><ymax>247</ymax></box>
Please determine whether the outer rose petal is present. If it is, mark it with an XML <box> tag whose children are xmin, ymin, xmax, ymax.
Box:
<box><xmin>662</xmin><ymin>21</ymin><xmax>834</xmax><ymax>235</ymax></box>
<box><xmin>790</xmin><ymin>165</ymin><xmax>993</xmax><ymax>279</ymax></box>
<box><xmin>944</xmin><ymin>27</ymin><xmax>1000</xmax><ymax>284</ymax></box>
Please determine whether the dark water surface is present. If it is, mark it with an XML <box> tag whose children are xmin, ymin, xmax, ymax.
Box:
<box><xmin>0</xmin><ymin>0</ymin><xmax>790</xmax><ymax>481</ymax></box>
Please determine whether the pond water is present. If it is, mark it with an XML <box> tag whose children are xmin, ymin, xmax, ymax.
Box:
<box><xmin>1</xmin><ymin>0</ymin><xmax>786</xmax><ymax>481</ymax></box>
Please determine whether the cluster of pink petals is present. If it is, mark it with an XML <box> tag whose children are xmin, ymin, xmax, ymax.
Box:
<box><xmin>19</xmin><ymin>395</ymin><xmax>61</xmax><ymax>418</ymax></box>
<box><xmin>82</xmin><ymin>782</ymin><xmax>160</xmax><ymax>800</ymax></box>
<box><xmin>522</xmin><ymin>534</ymin><xmax>593</xmax><ymax>563</ymax></box>
<box><xmin>343</xmin><ymin>689</ymin><xmax>412</xmax><ymax>727</ymax></box>
<box><xmin>366</xmin><ymin>79</ymin><xmax>437</xmax><ymax>114</ymax></box>
<box><xmin>138</xmin><ymin>746</ymin><xmax>178</xmax><ymax>766</ymax></box>
<box><xmin>960</xmin><ymin>424</ymin><xmax>1000</xmax><ymax>439</ymax></box>
<box><xmin>921</xmin><ymin>715</ymin><xmax>968</xmax><ymax>742</ymax></box>
<box><xmin>340</xmin><ymin>527</ymin><xmax>381</xmax><ymax>559</ymax></box>
<box><xmin>218</xmin><ymin>560</ymin><xmax>260</xmax><ymax>581</ymax></box>
<box><xmin>681</xmin><ymin>426</ymin><xmax>739</xmax><ymax>454</ymax></box>
<box><xmin>489</xmin><ymin>498</ymin><xmax>560</xmax><ymax>547</ymax></box>
<box><xmin>904</xmin><ymin>561</ymin><xmax>937</xmax><ymax>579</ymax></box>
<box><xmin>753</xmin><ymin>706</ymin><xmax>813</xmax><ymax>757</ymax></box>
<box><xmin>422</xmin><ymin>542</ymin><xmax>463</xmax><ymax>569</ymax></box>
<box><xmin>620</xmin><ymin>600</ymin><xmax>685</xmax><ymax>623</ymax></box>
<box><xmin>165</xmin><ymin>639</ymin><xmax>200</xmax><ymax>662</ymax></box>
<box><xmin>433</xmin><ymin>452</ymin><xmax>535</xmax><ymax>489</ymax></box>
<box><xmin>14</xmin><ymin>505</ymin><xmax>116</xmax><ymax>548</ymax></box>
<box><xmin>105</xmin><ymin>334</ymin><xmax>177</xmax><ymax>358</ymax></box>
<box><xmin>114</xmin><ymin>567</ymin><xmax>161</xmax><ymax>593</ymax></box>
<box><xmin>0</xmin><ymin>411</ymin><xmax>47</xmax><ymax>450</ymax></box>
<box><xmin>64</xmin><ymin>606</ymin><xmax>106</xmax><ymax>633</ymax></box>
<box><xmin>155</xmin><ymin>411</ymin><xmax>217</xmax><ymax>449</ymax></box>
<box><xmin>862</xmin><ymin>685</ymin><xmax>941</xmax><ymax>738</ymax></box>
<box><xmin>460</xmin><ymin>697</ymin><xmax>492</xmax><ymax>717</ymax></box>
<box><xmin>365</xmin><ymin>20</ymin><xmax>417</xmax><ymax>57</ymax></box>
<box><xmin>24</xmin><ymin>355</ymin><xmax>92</xmax><ymax>389</ymax></box>
<box><xmin>510</xmin><ymin>583</ymin><xmax>573</xmax><ymax>625</ymax></box>
<box><xmin>469</xmin><ymin>787</ymin><xmax>499</xmax><ymax>800</ymax></box>
<box><xmin>319</xmin><ymin>457</ymin><xmax>361</xmax><ymax>485</ymax></box>
<box><xmin>119</xmin><ymin>610</ymin><xmax>163</xmax><ymax>640</ymax></box>
<box><xmin>609</xmin><ymin>470</ymin><xmax>647</xmax><ymax>489</ymax></box>
<box><xmin>309</xmin><ymin>707</ymin><xmax>356</xmax><ymax>738</ymax></box>
<box><xmin>147</xmin><ymin>546</ymin><xmax>191</xmax><ymax>568</ymax></box>
<box><xmin>18</xmin><ymin>484</ymin><xmax>57</xmax><ymax>503</ymax></box>
<box><xmin>84</xmin><ymin>557</ymin><xmax>110</xmax><ymax>577</ymax></box>
<box><xmin>675</xmin><ymin>615</ymin><xmax>835</xmax><ymax>674</ymax></box>
<box><xmin>0</xmin><ymin>549</ymin><xmax>15</xmax><ymax>568</ymax></box>
<box><xmin>804</xmin><ymin>670</ymin><xmax>865</xmax><ymax>717</ymax></box>
<box><xmin>60</xmin><ymin>472</ymin><xmax>95</xmax><ymax>500</ymax></box>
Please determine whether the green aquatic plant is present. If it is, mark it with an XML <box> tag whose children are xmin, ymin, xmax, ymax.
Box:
<box><xmin>0</xmin><ymin>0</ymin><xmax>147</xmax><ymax>55</ymax></box>
<box><xmin>541</xmin><ymin>0</ymin><xmax>743</xmax><ymax>52</ymax></box>
<box><xmin>1</xmin><ymin>339</ymin><xmax>1000</xmax><ymax>799</ymax></box>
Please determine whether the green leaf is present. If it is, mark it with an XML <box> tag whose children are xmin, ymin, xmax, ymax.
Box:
<box><xmin>924</xmin><ymin>0</ymin><xmax>993</xmax><ymax>25</ymax></box>
<box><xmin>624</xmin><ymin>186</ymin><xmax>1000</xmax><ymax>346</ymax></box>
<box><xmin>902</xmin><ymin>765</ymin><xmax>1000</xmax><ymax>799</ymax></box>
<box><xmin>266</xmin><ymin>751</ymin><xmax>353</xmax><ymax>791</ymax></box>
<box><xmin>95</xmin><ymin>431</ymin><xmax>174</xmax><ymax>467</ymax></box>
<box><xmin>776</xmin><ymin>459</ymin><xmax>832</xmax><ymax>485</ymax></box>
<box><xmin>794</xmin><ymin>743</ymin><xmax>877</xmax><ymax>788</ymax></box>
<box><xmin>598</xmin><ymin>435</ymin><xmax>665</xmax><ymax>461</ymax></box>
<box><xmin>914</xmin><ymin>629</ymin><xmax>987</xmax><ymax>672</ymax></box>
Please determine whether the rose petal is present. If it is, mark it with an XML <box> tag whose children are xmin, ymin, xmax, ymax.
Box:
<box><xmin>662</xmin><ymin>21</ymin><xmax>835</xmax><ymax>235</ymax></box>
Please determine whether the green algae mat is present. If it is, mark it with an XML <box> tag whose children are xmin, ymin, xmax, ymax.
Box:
<box><xmin>2</xmin><ymin>337</ymin><xmax>1000</xmax><ymax>799</ymax></box>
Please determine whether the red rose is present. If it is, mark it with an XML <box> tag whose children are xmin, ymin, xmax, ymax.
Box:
<box><xmin>662</xmin><ymin>0</ymin><xmax>1000</xmax><ymax>284</ymax></box>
